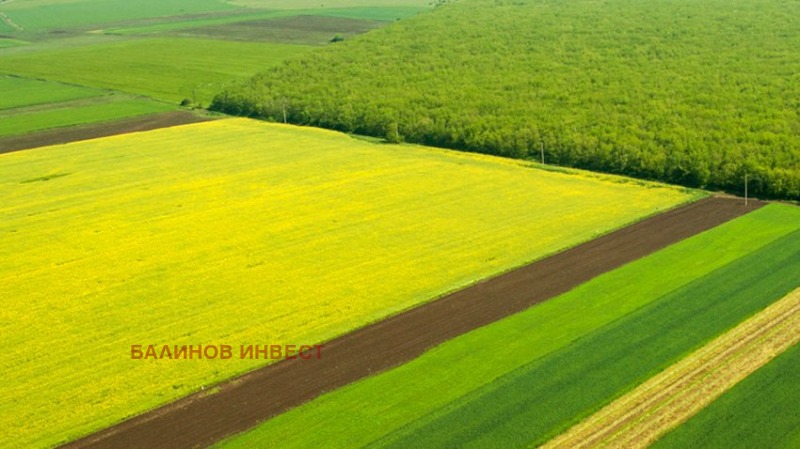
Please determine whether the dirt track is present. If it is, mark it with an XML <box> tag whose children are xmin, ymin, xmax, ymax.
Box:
<box><xmin>61</xmin><ymin>197</ymin><xmax>763</xmax><ymax>449</ymax></box>
<box><xmin>0</xmin><ymin>111</ymin><xmax>214</xmax><ymax>154</ymax></box>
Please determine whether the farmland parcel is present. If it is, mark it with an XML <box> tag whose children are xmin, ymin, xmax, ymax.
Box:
<box><xmin>0</xmin><ymin>38</ymin><xmax>313</xmax><ymax>105</ymax></box>
<box><xmin>0</xmin><ymin>0</ymin><xmax>238</xmax><ymax>32</ymax></box>
<box><xmin>0</xmin><ymin>76</ymin><xmax>176</xmax><ymax>139</ymax></box>
<box><xmin>0</xmin><ymin>0</ymin><xmax>428</xmax><ymax>33</ymax></box>
<box><xmin>0</xmin><ymin>118</ymin><xmax>693</xmax><ymax>448</ymax></box>
<box><xmin>214</xmin><ymin>204</ymin><xmax>800</xmax><ymax>449</ymax></box>
<box><xmin>0</xmin><ymin>77</ymin><xmax>101</xmax><ymax>110</ymax></box>
<box><xmin>0</xmin><ymin>0</ymin><xmax>427</xmax><ymax>143</ymax></box>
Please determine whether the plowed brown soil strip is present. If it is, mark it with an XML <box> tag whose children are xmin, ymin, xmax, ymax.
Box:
<box><xmin>61</xmin><ymin>196</ymin><xmax>762</xmax><ymax>449</ymax></box>
<box><xmin>0</xmin><ymin>110</ymin><xmax>214</xmax><ymax>154</ymax></box>
<box><xmin>543</xmin><ymin>287</ymin><xmax>800</xmax><ymax>449</ymax></box>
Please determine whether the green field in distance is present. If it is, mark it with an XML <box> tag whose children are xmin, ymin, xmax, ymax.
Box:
<box><xmin>0</xmin><ymin>38</ymin><xmax>313</xmax><ymax>104</ymax></box>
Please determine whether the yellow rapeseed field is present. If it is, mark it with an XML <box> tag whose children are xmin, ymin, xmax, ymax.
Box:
<box><xmin>0</xmin><ymin>118</ymin><xmax>696</xmax><ymax>448</ymax></box>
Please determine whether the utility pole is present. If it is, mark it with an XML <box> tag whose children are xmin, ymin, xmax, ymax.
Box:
<box><xmin>744</xmin><ymin>173</ymin><xmax>749</xmax><ymax>206</ymax></box>
<box><xmin>282</xmin><ymin>104</ymin><xmax>287</xmax><ymax>124</ymax></box>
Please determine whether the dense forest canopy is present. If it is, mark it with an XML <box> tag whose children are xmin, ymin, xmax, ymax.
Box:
<box><xmin>212</xmin><ymin>0</ymin><xmax>800</xmax><ymax>199</ymax></box>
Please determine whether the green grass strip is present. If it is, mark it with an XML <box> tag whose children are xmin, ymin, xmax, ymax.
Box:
<box><xmin>371</xmin><ymin>227</ymin><xmax>800</xmax><ymax>449</ymax></box>
<box><xmin>0</xmin><ymin>76</ymin><xmax>102</xmax><ymax>110</ymax></box>
<box><xmin>0</xmin><ymin>0</ymin><xmax>238</xmax><ymax>31</ymax></box>
<box><xmin>652</xmin><ymin>340</ymin><xmax>800</xmax><ymax>449</ymax></box>
<box><xmin>0</xmin><ymin>38</ymin><xmax>313</xmax><ymax>104</ymax></box>
<box><xmin>0</xmin><ymin>99</ymin><xmax>173</xmax><ymax>137</ymax></box>
<box><xmin>215</xmin><ymin>204</ymin><xmax>800</xmax><ymax>449</ymax></box>
<box><xmin>0</xmin><ymin>39</ymin><xmax>27</xmax><ymax>48</ymax></box>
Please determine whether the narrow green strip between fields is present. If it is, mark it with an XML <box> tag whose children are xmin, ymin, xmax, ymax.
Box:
<box><xmin>0</xmin><ymin>76</ymin><xmax>103</xmax><ymax>110</ymax></box>
<box><xmin>0</xmin><ymin>38</ymin><xmax>27</xmax><ymax>48</ymax></box>
<box><xmin>0</xmin><ymin>99</ymin><xmax>173</xmax><ymax>137</ymax></box>
<box><xmin>214</xmin><ymin>204</ymin><xmax>800</xmax><ymax>449</ymax></box>
<box><xmin>651</xmin><ymin>340</ymin><xmax>800</xmax><ymax>449</ymax></box>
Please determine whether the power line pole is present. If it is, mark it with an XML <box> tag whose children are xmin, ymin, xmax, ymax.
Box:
<box><xmin>745</xmin><ymin>173</ymin><xmax>749</xmax><ymax>206</ymax></box>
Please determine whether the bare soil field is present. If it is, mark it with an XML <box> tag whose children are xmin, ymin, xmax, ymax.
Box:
<box><xmin>544</xmin><ymin>287</ymin><xmax>800</xmax><ymax>449</ymax></box>
<box><xmin>0</xmin><ymin>110</ymin><xmax>214</xmax><ymax>153</ymax></box>
<box><xmin>61</xmin><ymin>197</ymin><xmax>762</xmax><ymax>449</ymax></box>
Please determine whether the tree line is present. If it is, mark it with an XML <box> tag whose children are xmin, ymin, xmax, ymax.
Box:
<box><xmin>211</xmin><ymin>0</ymin><xmax>800</xmax><ymax>200</ymax></box>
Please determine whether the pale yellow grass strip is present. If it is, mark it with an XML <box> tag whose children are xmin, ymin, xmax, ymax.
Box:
<box><xmin>541</xmin><ymin>287</ymin><xmax>800</xmax><ymax>449</ymax></box>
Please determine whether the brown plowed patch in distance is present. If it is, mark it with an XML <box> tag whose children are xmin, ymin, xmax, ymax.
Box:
<box><xmin>0</xmin><ymin>111</ymin><xmax>214</xmax><ymax>154</ymax></box>
<box><xmin>181</xmin><ymin>16</ymin><xmax>386</xmax><ymax>44</ymax></box>
<box><xmin>543</xmin><ymin>287</ymin><xmax>800</xmax><ymax>449</ymax></box>
<box><xmin>61</xmin><ymin>197</ymin><xmax>764</xmax><ymax>449</ymax></box>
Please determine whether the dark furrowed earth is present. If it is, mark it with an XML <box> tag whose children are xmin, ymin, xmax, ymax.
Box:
<box><xmin>60</xmin><ymin>196</ymin><xmax>763</xmax><ymax>449</ymax></box>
